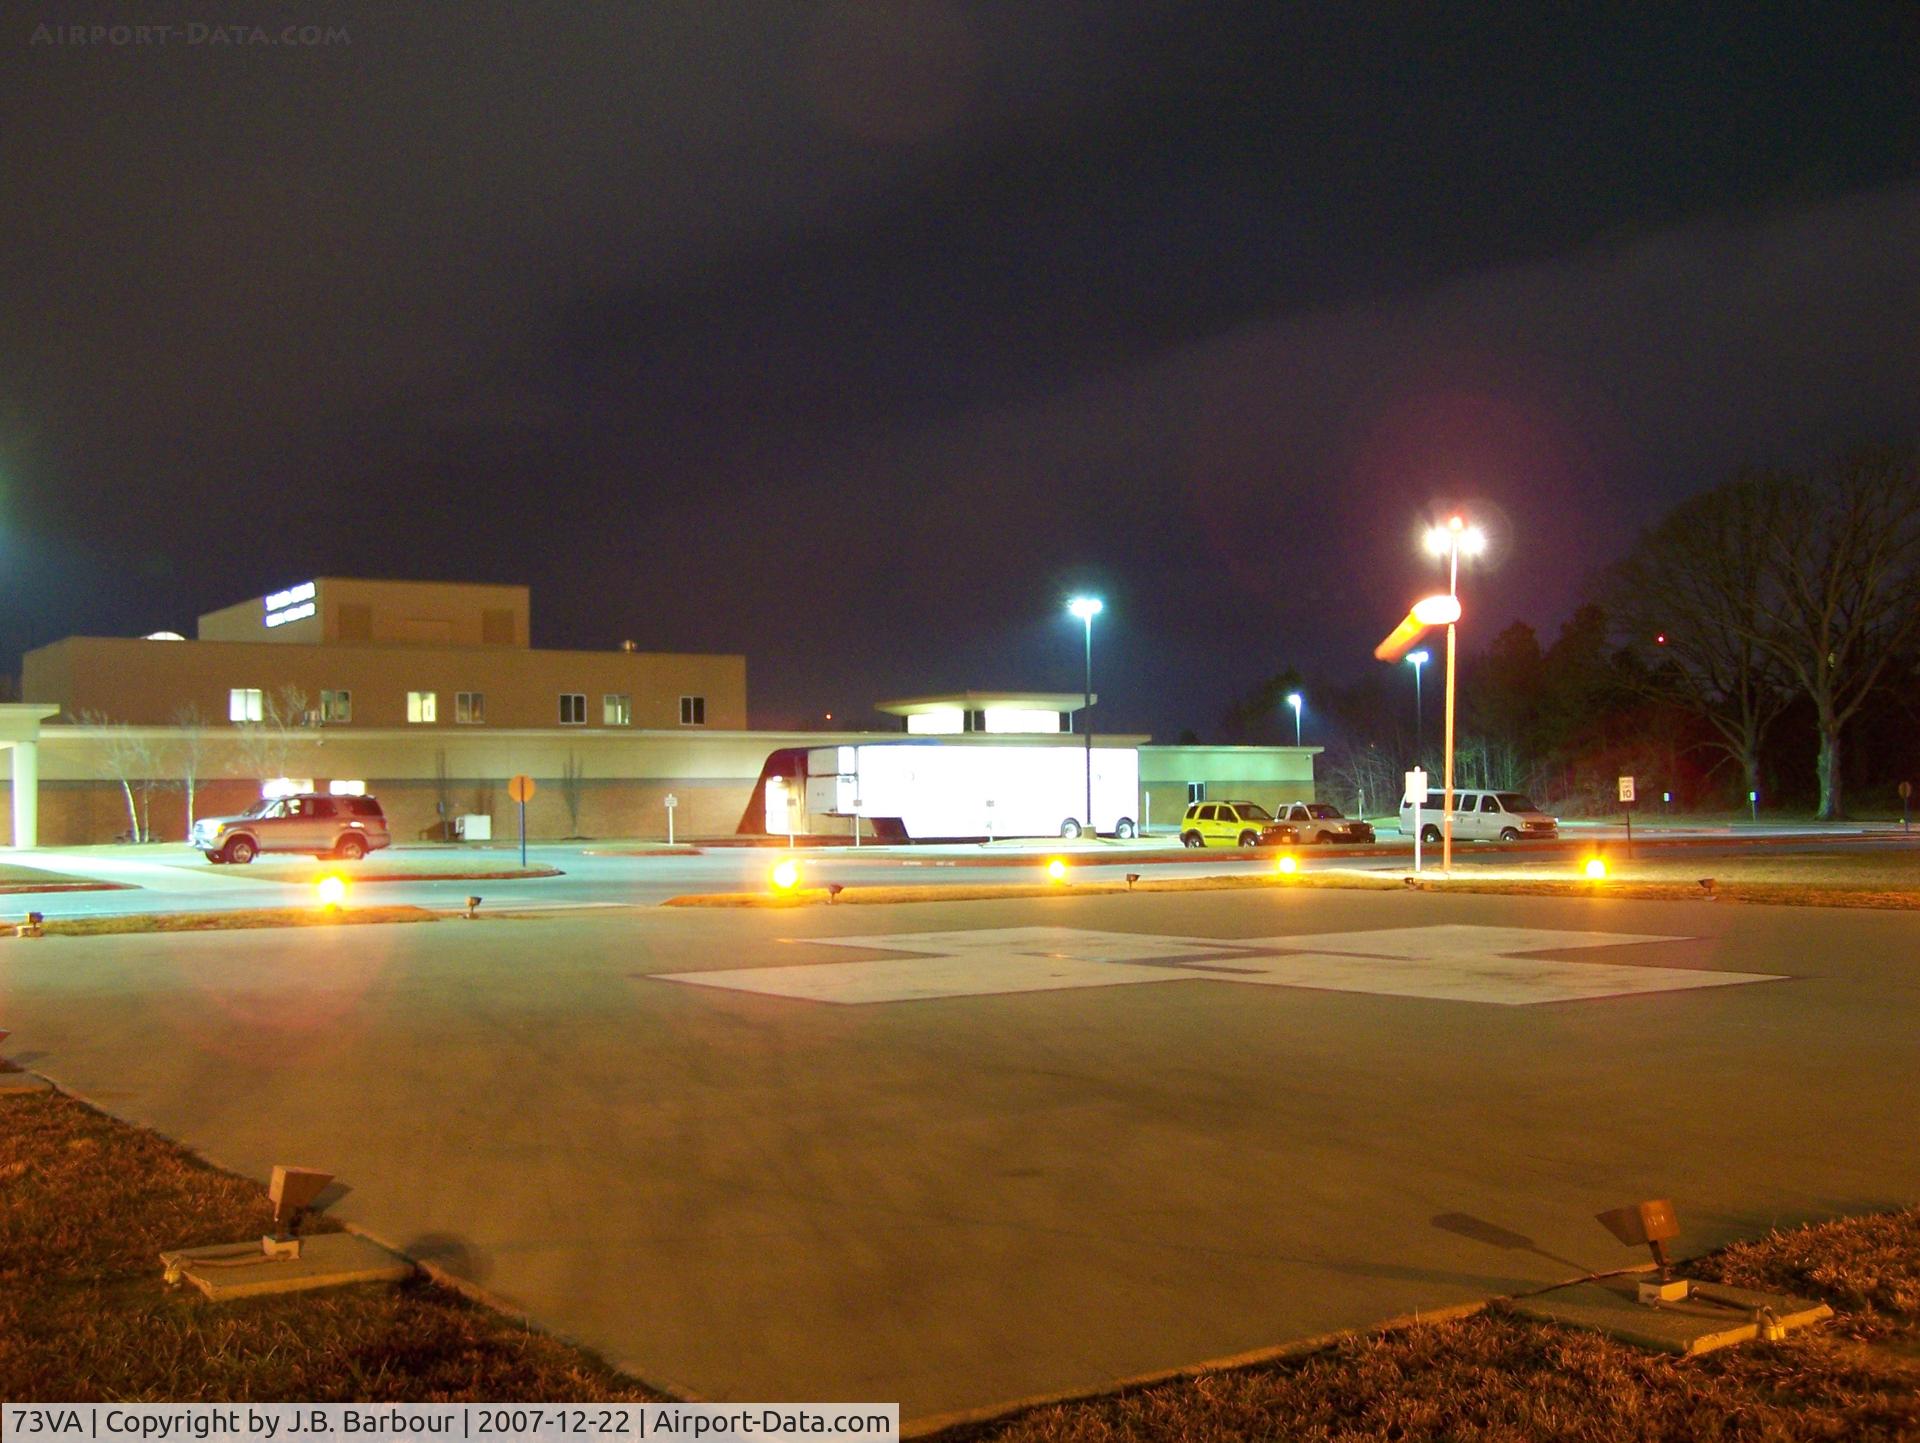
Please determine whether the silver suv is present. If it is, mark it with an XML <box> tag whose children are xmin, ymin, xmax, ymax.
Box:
<box><xmin>192</xmin><ymin>793</ymin><xmax>392</xmax><ymax>864</ymax></box>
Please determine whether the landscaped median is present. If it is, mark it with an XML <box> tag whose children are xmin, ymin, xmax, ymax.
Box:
<box><xmin>663</xmin><ymin>848</ymin><xmax>1920</xmax><ymax>910</ymax></box>
<box><xmin>10</xmin><ymin>906</ymin><xmax>445</xmax><ymax>937</ymax></box>
<box><xmin>1</xmin><ymin>1077</ymin><xmax>1916</xmax><ymax>1437</ymax></box>
<box><xmin>0</xmin><ymin>862</ymin><xmax>134</xmax><ymax>896</ymax></box>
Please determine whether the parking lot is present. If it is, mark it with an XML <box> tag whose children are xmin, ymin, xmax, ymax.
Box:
<box><xmin>3</xmin><ymin>882</ymin><xmax>1915</xmax><ymax>1423</ymax></box>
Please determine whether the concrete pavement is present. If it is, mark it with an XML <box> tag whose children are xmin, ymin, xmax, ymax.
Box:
<box><xmin>1</xmin><ymin>887</ymin><xmax>1916</xmax><ymax>1422</ymax></box>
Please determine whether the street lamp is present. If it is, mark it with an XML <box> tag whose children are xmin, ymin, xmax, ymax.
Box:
<box><xmin>1285</xmin><ymin>691</ymin><xmax>1303</xmax><ymax>746</ymax></box>
<box><xmin>1067</xmin><ymin>596</ymin><xmax>1103</xmax><ymax>834</ymax></box>
<box><xmin>1421</xmin><ymin>515</ymin><xmax>1486</xmax><ymax>872</ymax></box>
<box><xmin>1405</xmin><ymin>649</ymin><xmax>1428</xmax><ymax>756</ymax></box>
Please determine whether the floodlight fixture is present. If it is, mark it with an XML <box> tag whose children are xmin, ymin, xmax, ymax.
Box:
<box><xmin>465</xmin><ymin>895</ymin><xmax>482</xmax><ymax>918</ymax></box>
<box><xmin>1046</xmin><ymin>858</ymin><xmax>1068</xmax><ymax>882</ymax></box>
<box><xmin>771</xmin><ymin>858</ymin><xmax>800</xmax><ymax>892</ymax></box>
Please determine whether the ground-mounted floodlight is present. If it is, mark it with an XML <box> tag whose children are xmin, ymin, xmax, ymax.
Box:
<box><xmin>770</xmin><ymin>858</ymin><xmax>800</xmax><ymax>893</ymax></box>
<box><xmin>826</xmin><ymin>883</ymin><xmax>844</xmax><ymax>904</ymax></box>
<box><xmin>1046</xmin><ymin>858</ymin><xmax>1068</xmax><ymax>883</ymax></box>
<box><xmin>465</xmin><ymin>895</ymin><xmax>483</xmax><ymax>919</ymax></box>
<box><xmin>1698</xmin><ymin>878</ymin><xmax>1716</xmax><ymax>899</ymax></box>
<box><xmin>1596</xmin><ymin>1198</ymin><xmax>1689</xmax><ymax>1303</ymax></box>
<box><xmin>1276</xmin><ymin>854</ymin><xmax>1298</xmax><ymax>876</ymax></box>
<box><xmin>262</xmin><ymin>1165</ymin><xmax>334</xmax><ymax>1260</ymax></box>
<box><xmin>20</xmin><ymin>911</ymin><xmax>44</xmax><ymax>938</ymax></box>
<box><xmin>1584</xmin><ymin>857</ymin><xmax>1608</xmax><ymax>880</ymax></box>
<box><xmin>315</xmin><ymin>875</ymin><xmax>347</xmax><ymax>911</ymax></box>
<box><xmin>1125</xmin><ymin>872</ymin><xmax>1140</xmax><ymax>891</ymax></box>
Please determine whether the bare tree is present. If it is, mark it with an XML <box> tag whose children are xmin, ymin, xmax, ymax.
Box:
<box><xmin>170</xmin><ymin>704</ymin><xmax>209</xmax><ymax>838</ymax></box>
<box><xmin>1600</xmin><ymin>476</ymin><xmax>1796</xmax><ymax>805</ymax></box>
<box><xmin>82</xmin><ymin>712</ymin><xmax>161</xmax><ymax>842</ymax></box>
<box><xmin>233</xmin><ymin>685</ymin><xmax>312</xmax><ymax>782</ymax></box>
<box><xmin>1751</xmin><ymin>451</ymin><xmax>1920</xmax><ymax>818</ymax></box>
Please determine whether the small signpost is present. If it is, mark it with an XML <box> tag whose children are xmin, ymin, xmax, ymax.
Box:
<box><xmin>664</xmin><ymin>792</ymin><xmax>677</xmax><ymax>847</ymax></box>
<box><xmin>1406</xmin><ymin>767</ymin><xmax>1427</xmax><ymax>873</ymax></box>
<box><xmin>1901</xmin><ymin>780</ymin><xmax>1912</xmax><ymax>834</ymax></box>
<box><xmin>1749</xmin><ymin>788</ymin><xmax>1760</xmax><ymax>822</ymax></box>
<box><xmin>507</xmin><ymin>773</ymin><xmax>536</xmax><ymax>867</ymax></box>
<box><xmin>1618</xmin><ymin>775</ymin><xmax>1635</xmax><ymax>858</ymax></box>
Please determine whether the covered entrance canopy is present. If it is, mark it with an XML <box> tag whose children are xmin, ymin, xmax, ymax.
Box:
<box><xmin>0</xmin><ymin>704</ymin><xmax>62</xmax><ymax>848</ymax></box>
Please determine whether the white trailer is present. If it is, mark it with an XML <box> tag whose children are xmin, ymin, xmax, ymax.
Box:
<box><xmin>804</xmin><ymin>742</ymin><xmax>1139</xmax><ymax>840</ymax></box>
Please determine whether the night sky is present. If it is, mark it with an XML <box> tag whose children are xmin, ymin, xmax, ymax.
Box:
<box><xmin>4</xmin><ymin>4</ymin><xmax>1916</xmax><ymax>737</ymax></box>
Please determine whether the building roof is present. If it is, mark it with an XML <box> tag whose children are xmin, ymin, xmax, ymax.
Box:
<box><xmin>874</xmin><ymin>691</ymin><xmax>1093</xmax><ymax>716</ymax></box>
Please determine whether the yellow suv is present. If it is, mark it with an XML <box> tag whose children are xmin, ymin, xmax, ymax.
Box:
<box><xmin>1179</xmin><ymin>801</ymin><xmax>1300</xmax><ymax>848</ymax></box>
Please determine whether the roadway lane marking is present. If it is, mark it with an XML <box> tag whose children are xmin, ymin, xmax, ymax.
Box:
<box><xmin>651</xmin><ymin>924</ymin><xmax>1782</xmax><ymax>1006</ymax></box>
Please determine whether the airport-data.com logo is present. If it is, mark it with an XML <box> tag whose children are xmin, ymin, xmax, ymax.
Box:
<box><xmin>31</xmin><ymin>21</ymin><xmax>350</xmax><ymax>48</ymax></box>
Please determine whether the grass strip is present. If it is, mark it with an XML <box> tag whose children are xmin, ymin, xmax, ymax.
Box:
<box><xmin>663</xmin><ymin>868</ymin><xmax>1920</xmax><ymax>910</ymax></box>
<box><xmin>24</xmin><ymin>906</ymin><xmax>442</xmax><ymax>937</ymax></box>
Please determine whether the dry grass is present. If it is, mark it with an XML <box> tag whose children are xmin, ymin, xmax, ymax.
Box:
<box><xmin>27</xmin><ymin>907</ymin><xmax>443</xmax><ymax>937</ymax></box>
<box><xmin>953</xmin><ymin>1307</ymin><xmax>1920</xmax><ymax>1442</ymax></box>
<box><xmin>1687</xmin><ymin>1208</ymin><xmax>1920</xmax><ymax>1341</ymax></box>
<box><xmin>0</xmin><ymin>1090</ymin><xmax>666</xmax><ymax>1402</ymax></box>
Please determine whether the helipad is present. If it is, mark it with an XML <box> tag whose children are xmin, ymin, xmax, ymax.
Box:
<box><xmin>653</xmin><ymin>923</ymin><xmax>1783</xmax><ymax>1005</ymax></box>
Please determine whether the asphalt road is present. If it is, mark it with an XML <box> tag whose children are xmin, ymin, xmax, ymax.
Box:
<box><xmin>3</xmin><ymin>884</ymin><xmax>1915</xmax><ymax>1424</ymax></box>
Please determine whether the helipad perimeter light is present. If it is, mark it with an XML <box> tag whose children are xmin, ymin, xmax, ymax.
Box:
<box><xmin>1276</xmin><ymin>854</ymin><xmax>1298</xmax><ymax>875</ymax></box>
<box><xmin>1045</xmin><ymin>858</ymin><xmax>1068</xmax><ymax>883</ymax></box>
<box><xmin>771</xmin><ymin>858</ymin><xmax>800</xmax><ymax>892</ymax></box>
<box><xmin>315</xmin><ymin>875</ymin><xmax>347</xmax><ymax>910</ymax></box>
<box><xmin>1584</xmin><ymin>857</ymin><xmax>1608</xmax><ymax>881</ymax></box>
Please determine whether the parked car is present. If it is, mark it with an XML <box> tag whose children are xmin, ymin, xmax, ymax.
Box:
<box><xmin>192</xmin><ymin>792</ymin><xmax>392</xmax><ymax>864</ymax></box>
<box><xmin>1180</xmin><ymin>800</ymin><xmax>1300</xmax><ymax>848</ymax></box>
<box><xmin>1397</xmin><ymin>788</ymin><xmax>1558</xmax><ymax>843</ymax></box>
<box><xmin>1276</xmin><ymin>802</ymin><xmax>1376</xmax><ymax>844</ymax></box>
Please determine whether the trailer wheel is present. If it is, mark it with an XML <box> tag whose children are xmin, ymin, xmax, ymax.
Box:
<box><xmin>1059</xmin><ymin>818</ymin><xmax>1082</xmax><ymax>839</ymax></box>
<box><xmin>1114</xmin><ymin>818</ymin><xmax>1136</xmax><ymax>839</ymax></box>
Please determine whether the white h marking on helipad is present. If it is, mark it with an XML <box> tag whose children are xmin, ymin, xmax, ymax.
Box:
<box><xmin>652</xmin><ymin>924</ymin><xmax>1783</xmax><ymax>1006</ymax></box>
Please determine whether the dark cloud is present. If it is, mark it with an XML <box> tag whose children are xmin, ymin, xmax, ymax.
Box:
<box><xmin>1</xmin><ymin>3</ymin><xmax>1914</xmax><ymax>735</ymax></box>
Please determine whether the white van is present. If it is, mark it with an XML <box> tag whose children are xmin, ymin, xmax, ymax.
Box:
<box><xmin>1398</xmin><ymin>788</ymin><xmax>1558</xmax><ymax>843</ymax></box>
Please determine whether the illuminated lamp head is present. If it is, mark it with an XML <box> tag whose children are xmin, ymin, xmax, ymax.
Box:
<box><xmin>1045</xmin><ymin>858</ymin><xmax>1068</xmax><ymax>883</ymax></box>
<box><xmin>1276</xmin><ymin>854</ymin><xmax>1298</xmax><ymax>876</ymax></box>
<box><xmin>315</xmin><ymin>874</ymin><xmax>347</xmax><ymax>910</ymax></box>
<box><xmin>771</xmin><ymin>858</ymin><xmax>800</xmax><ymax>892</ymax></box>
<box><xmin>1583</xmin><ymin>857</ymin><xmax>1608</xmax><ymax>881</ymax></box>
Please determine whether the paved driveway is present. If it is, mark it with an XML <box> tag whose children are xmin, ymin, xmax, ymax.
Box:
<box><xmin>2</xmin><ymin>888</ymin><xmax>1914</xmax><ymax>1424</ymax></box>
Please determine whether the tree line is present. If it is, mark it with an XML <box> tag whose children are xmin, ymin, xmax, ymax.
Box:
<box><xmin>1216</xmin><ymin>448</ymin><xmax>1920</xmax><ymax>820</ymax></box>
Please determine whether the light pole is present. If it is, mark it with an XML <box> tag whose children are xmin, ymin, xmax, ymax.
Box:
<box><xmin>1286</xmin><ymin>691</ymin><xmax>1303</xmax><ymax>746</ymax></box>
<box><xmin>1067</xmin><ymin>596</ymin><xmax>1102</xmax><ymax>834</ymax></box>
<box><xmin>1406</xmin><ymin>649</ymin><xmax>1428</xmax><ymax>756</ymax></box>
<box><xmin>1422</xmin><ymin>515</ymin><xmax>1486</xmax><ymax>873</ymax></box>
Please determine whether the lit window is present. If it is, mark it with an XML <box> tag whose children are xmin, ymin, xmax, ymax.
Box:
<box><xmin>320</xmin><ymin>689</ymin><xmax>352</xmax><ymax>724</ymax></box>
<box><xmin>679</xmin><ymin>695</ymin><xmax>706</xmax><ymax>726</ymax></box>
<box><xmin>1187</xmin><ymin>782</ymin><xmax>1207</xmax><ymax>804</ymax></box>
<box><xmin>407</xmin><ymin>691</ymin><xmax>437</xmax><ymax>724</ymax></box>
<box><xmin>560</xmin><ymin>693</ymin><xmax>586</xmax><ymax>725</ymax></box>
<box><xmin>456</xmin><ymin>691</ymin><xmax>485</xmax><ymax>724</ymax></box>
<box><xmin>603</xmin><ymin>693</ymin><xmax>631</xmax><ymax>726</ymax></box>
<box><xmin>229</xmin><ymin>688</ymin><xmax>264</xmax><ymax>723</ymax></box>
